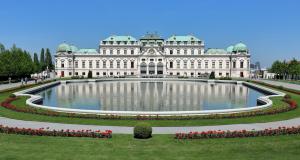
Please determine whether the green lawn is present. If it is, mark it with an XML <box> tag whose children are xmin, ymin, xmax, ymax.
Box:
<box><xmin>0</xmin><ymin>133</ymin><xmax>300</xmax><ymax>160</ymax></box>
<box><xmin>0</xmin><ymin>82</ymin><xmax>300</xmax><ymax>126</ymax></box>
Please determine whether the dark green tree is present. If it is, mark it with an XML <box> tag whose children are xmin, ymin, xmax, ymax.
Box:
<box><xmin>40</xmin><ymin>48</ymin><xmax>45</xmax><ymax>71</ymax></box>
<box><xmin>33</xmin><ymin>53</ymin><xmax>40</xmax><ymax>73</ymax></box>
<box><xmin>45</xmin><ymin>48</ymin><xmax>54</xmax><ymax>71</ymax></box>
<box><xmin>0</xmin><ymin>43</ymin><xmax>5</xmax><ymax>53</ymax></box>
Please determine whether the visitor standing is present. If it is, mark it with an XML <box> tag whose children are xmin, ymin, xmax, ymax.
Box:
<box><xmin>25</xmin><ymin>77</ymin><xmax>28</xmax><ymax>85</ymax></box>
<box><xmin>8</xmin><ymin>77</ymin><xmax>11</xmax><ymax>84</ymax></box>
<box><xmin>21</xmin><ymin>78</ymin><xmax>24</xmax><ymax>85</ymax></box>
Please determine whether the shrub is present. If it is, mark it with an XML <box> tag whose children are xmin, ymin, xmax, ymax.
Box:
<box><xmin>134</xmin><ymin>122</ymin><xmax>152</xmax><ymax>139</ymax></box>
<box><xmin>209</xmin><ymin>72</ymin><xmax>215</xmax><ymax>79</ymax></box>
<box><xmin>88</xmin><ymin>70</ymin><xmax>93</xmax><ymax>78</ymax></box>
<box><xmin>9</xmin><ymin>94</ymin><xmax>16</xmax><ymax>98</ymax></box>
<box><xmin>283</xmin><ymin>94</ymin><xmax>292</xmax><ymax>100</ymax></box>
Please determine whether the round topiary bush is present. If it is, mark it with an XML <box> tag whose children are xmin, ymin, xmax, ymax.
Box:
<box><xmin>284</xmin><ymin>94</ymin><xmax>292</xmax><ymax>100</ymax></box>
<box><xmin>134</xmin><ymin>122</ymin><xmax>152</xmax><ymax>139</ymax></box>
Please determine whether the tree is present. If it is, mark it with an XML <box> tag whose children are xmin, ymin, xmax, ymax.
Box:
<box><xmin>209</xmin><ymin>71</ymin><xmax>215</xmax><ymax>79</ymax></box>
<box><xmin>0</xmin><ymin>44</ymin><xmax>34</xmax><ymax>80</ymax></box>
<box><xmin>40</xmin><ymin>48</ymin><xmax>45</xmax><ymax>71</ymax></box>
<box><xmin>33</xmin><ymin>53</ymin><xmax>40</xmax><ymax>73</ymax></box>
<box><xmin>288</xmin><ymin>58</ymin><xmax>300</xmax><ymax>80</ymax></box>
<box><xmin>0</xmin><ymin>43</ymin><xmax>5</xmax><ymax>53</ymax></box>
<box><xmin>88</xmin><ymin>70</ymin><xmax>93</xmax><ymax>78</ymax></box>
<box><xmin>45</xmin><ymin>48</ymin><xmax>54</xmax><ymax>71</ymax></box>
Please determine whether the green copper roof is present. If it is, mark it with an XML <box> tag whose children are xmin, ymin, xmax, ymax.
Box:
<box><xmin>166</xmin><ymin>35</ymin><xmax>201</xmax><ymax>42</ymax></box>
<box><xmin>70</xmin><ymin>45</ymin><xmax>78</xmax><ymax>52</ymax></box>
<box><xmin>226</xmin><ymin>45</ymin><xmax>234</xmax><ymax>53</ymax></box>
<box><xmin>206</xmin><ymin>48</ymin><xmax>228</xmax><ymax>55</ymax></box>
<box><xmin>103</xmin><ymin>35</ymin><xmax>137</xmax><ymax>42</ymax></box>
<box><xmin>233</xmin><ymin>42</ymin><xmax>248</xmax><ymax>52</ymax></box>
<box><xmin>76</xmin><ymin>49</ymin><xmax>97</xmax><ymax>54</ymax></box>
<box><xmin>140</xmin><ymin>33</ymin><xmax>163</xmax><ymax>40</ymax></box>
<box><xmin>57</xmin><ymin>43</ymin><xmax>71</xmax><ymax>52</ymax></box>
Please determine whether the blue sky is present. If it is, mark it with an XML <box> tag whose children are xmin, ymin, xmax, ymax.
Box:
<box><xmin>0</xmin><ymin>0</ymin><xmax>299</xmax><ymax>67</ymax></box>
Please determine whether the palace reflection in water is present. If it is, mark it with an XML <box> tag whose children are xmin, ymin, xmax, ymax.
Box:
<box><xmin>37</xmin><ymin>81</ymin><xmax>265</xmax><ymax>111</ymax></box>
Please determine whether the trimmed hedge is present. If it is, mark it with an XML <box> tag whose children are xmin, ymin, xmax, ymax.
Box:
<box><xmin>175</xmin><ymin>126</ymin><xmax>300</xmax><ymax>139</ymax></box>
<box><xmin>134</xmin><ymin>122</ymin><xmax>152</xmax><ymax>139</ymax></box>
<box><xmin>0</xmin><ymin>125</ymin><xmax>112</xmax><ymax>138</ymax></box>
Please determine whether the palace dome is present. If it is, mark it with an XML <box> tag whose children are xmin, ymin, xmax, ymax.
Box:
<box><xmin>233</xmin><ymin>42</ymin><xmax>248</xmax><ymax>52</ymax></box>
<box><xmin>226</xmin><ymin>45</ymin><xmax>234</xmax><ymax>53</ymax></box>
<box><xmin>70</xmin><ymin>44</ymin><xmax>78</xmax><ymax>52</ymax></box>
<box><xmin>57</xmin><ymin>43</ymin><xmax>71</xmax><ymax>52</ymax></box>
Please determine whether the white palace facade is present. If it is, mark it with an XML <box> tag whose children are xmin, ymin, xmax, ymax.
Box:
<box><xmin>54</xmin><ymin>33</ymin><xmax>250</xmax><ymax>78</ymax></box>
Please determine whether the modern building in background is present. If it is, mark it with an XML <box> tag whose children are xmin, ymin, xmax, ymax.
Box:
<box><xmin>54</xmin><ymin>33</ymin><xmax>250</xmax><ymax>78</ymax></box>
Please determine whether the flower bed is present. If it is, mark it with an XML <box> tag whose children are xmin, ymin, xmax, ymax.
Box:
<box><xmin>0</xmin><ymin>124</ymin><xmax>112</xmax><ymax>138</ymax></box>
<box><xmin>0</xmin><ymin>95</ymin><xmax>297</xmax><ymax>120</ymax></box>
<box><xmin>175</xmin><ymin>126</ymin><xmax>300</xmax><ymax>139</ymax></box>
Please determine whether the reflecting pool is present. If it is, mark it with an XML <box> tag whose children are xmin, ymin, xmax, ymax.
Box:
<box><xmin>35</xmin><ymin>81</ymin><xmax>266</xmax><ymax>112</ymax></box>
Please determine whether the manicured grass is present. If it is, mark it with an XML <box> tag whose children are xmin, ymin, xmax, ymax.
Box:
<box><xmin>0</xmin><ymin>133</ymin><xmax>300</xmax><ymax>160</ymax></box>
<box><xmin>0</xmin><ymin>82</ymin><xmax>299</xmax><ymax>126</ymax></box>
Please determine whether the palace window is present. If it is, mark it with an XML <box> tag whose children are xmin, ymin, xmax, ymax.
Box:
<box><xmin>131</xmin><ymin>61</ymin><xmax>134</xmax><ymax>68</ymax></box>
<box><xmin>110</xmin><ymin>61</ymin><xmax>113</xmax><ymax>68</ymax></box>
<box><xmin>184</xmin><ymin>61</ymin><xmax>187</xmax><ymax>69</ymax></box>
<box><xmin>89</xmin><ymin>61</ymin><xmax>92</xmax><ymax>68</ymax></box>
<box><xmin>177</xmin><ymin>49</ymin><xmax>180</xmax><ymax>55</ymax></box>
<box><xmin>68</xmin><ymin>60</ymin><xmax>72</xmax><ymax>67</ymax></box>
<box><xmin>212</xmin><ymin>61</ymin><xmax>215</xmax><ymax>69</ymax></box>
<box><xmin>219</xmin><ymin>61</ymin><xmax>222</xmax><ymax>69</ymax></box>
<box><xmin>198</xmin><ymin>61</ymin><xmax>201</xmax><ymax>69</ymax></box>
<box><xmin>82</xmin><ymin>61</ymin><xmax>85</xmax><ymax>68</ymax></box>
<box><xmin>131</xmin><ymin>49</ymin><xmax>134</xmax><ymax>55</ymax></box>
<box><xmin>184</xmin><ymin>49</ymin><xmax>187</xmax><ymax>55</ymax></box>
<box><xmin>117</xmin><ymin>61</ymin><xmax>120</xmax><ymax>68</ymax></box>
<box><xmin>61</xmin><ymin>62</ymin><xmax>64</xmax><ymax>68</ymax></box>
<box><xmin>226</xmin><ymin>61</ymin><xmax>229</xmax><ymax>69</ymax></box>
<box><xmin>191</xmin><ymin>49</ymin><xmax>194</xmax><ymax>55</ymax></box>
<box><xmin>75</xmin><ymin>61</ymin><xmax>78</xmax><ymax>68</ymax></box>
<box><xmin>96</xmin><ymin>61</ymin><xmax>99</xmax><ymax>68</ymax></box>
<box><xmin>205</xmin><ymin>61</ymin><xmax>208</xmax><ymax>69</ymax></box>
<box><xmin>103</xmin><ymin>61</ymin><xmax>106</xmax><ymax>68</ymax></box>
<box><xmin>170</xmin><ymin>61</ymin><xmax>173</xmax><ymax>68</ymax></box>
<box><xmin>110</xmin><ymin>49</ymin><xmax>113</xmax><ymax>55</ymax></box>
<box><xmin>124</xmin><ymin>61</ymin><xmax>127</xmax><ymax>68</ymax></box>
<box><xmin>177</xmin><ymin>61</ymin><xmax>180</xmax><ymax>69</ymax></box>
<box><xmin>233</xmin><ymin>61</ymin><xmax>236</xmax><ymax>68</ymax></box>
<box><xmin>240</xmin><ymin>61</ymin><xmax>244</xmax><ymax>68</ymax></box>
<box><xmin>170</xmin><ymin>50</ymin><xmax>173</xmax><ymax>55</ymax></box>
<box><xmin>124</xmin><ymin>49</ymin><xmax>127</xmax><ymax>55</ymax></box>
<box><xmin>117</xmin><ymin>49</ymin><xmax>120</xmax><ymax>55</ymax></box>
<box><xmin>191</xmin><ymin>61</ymin><xmax>194</xmax><ymax>69</ymax></box>
<box><xmin>103</xmin><ymin>49</ymin><xmax>106</xmax><ymax>55</ymax></box>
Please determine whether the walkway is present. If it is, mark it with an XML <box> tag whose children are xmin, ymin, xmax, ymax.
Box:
<box><xmin>1</xmin><ymin>116</ymin><xmax>300</xmax><ymax>134</ymax></box>
<box><xmin>254</xmin><ymin>79</ymin><xmax>300</xmax><ymax>91</ymax></box>
<box><xmin>0</xmin><ymin>79</ymin><xmax>50</xmax><ymax>91</ymax></box>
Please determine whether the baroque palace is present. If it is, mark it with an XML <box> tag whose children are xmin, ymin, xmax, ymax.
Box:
<box><xmin>55</xmin><ymin>33</ymin><xmax>250</xmax><ymax>78</ymax></box>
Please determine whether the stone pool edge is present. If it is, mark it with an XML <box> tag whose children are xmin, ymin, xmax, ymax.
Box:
<box><xmin>13</xmin><ymin>78</ymin><xmax>285</xmax><ymax>116</ymax></box>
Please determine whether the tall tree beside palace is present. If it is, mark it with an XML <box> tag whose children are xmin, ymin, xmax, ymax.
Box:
<box><xmin>40</xmin><ymin>48</ymin><xmax>45</xmax><ymax>71</ymax></box>
<box><xmin>0</xmin><ymin>44</ymin><xmax>34</xmax><ymax>80</ymax></box>
<box><xmin>270</xmin><ymin>58</ymin><xmax>300</xmax><ymax>80</ymax></box>
<box><xmin>45</xmin><ymin>48</ymin><xmax>54</xmax><ymax>71</ymax></box>
<box><xmin>33</xmin><ymin>53</ymin><xmax>40</xmax><ymax>73</ymax></box>
<box><xmin>0</xmin><ymin>43</ymin><xmax>5</xmax><ymax>53</ymax></box>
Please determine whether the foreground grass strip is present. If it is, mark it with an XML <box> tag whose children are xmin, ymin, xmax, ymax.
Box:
<box><xmin>1</xmin><ymin>133</ymin><xmax>300</xmax><ymax>160</ymax></box>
